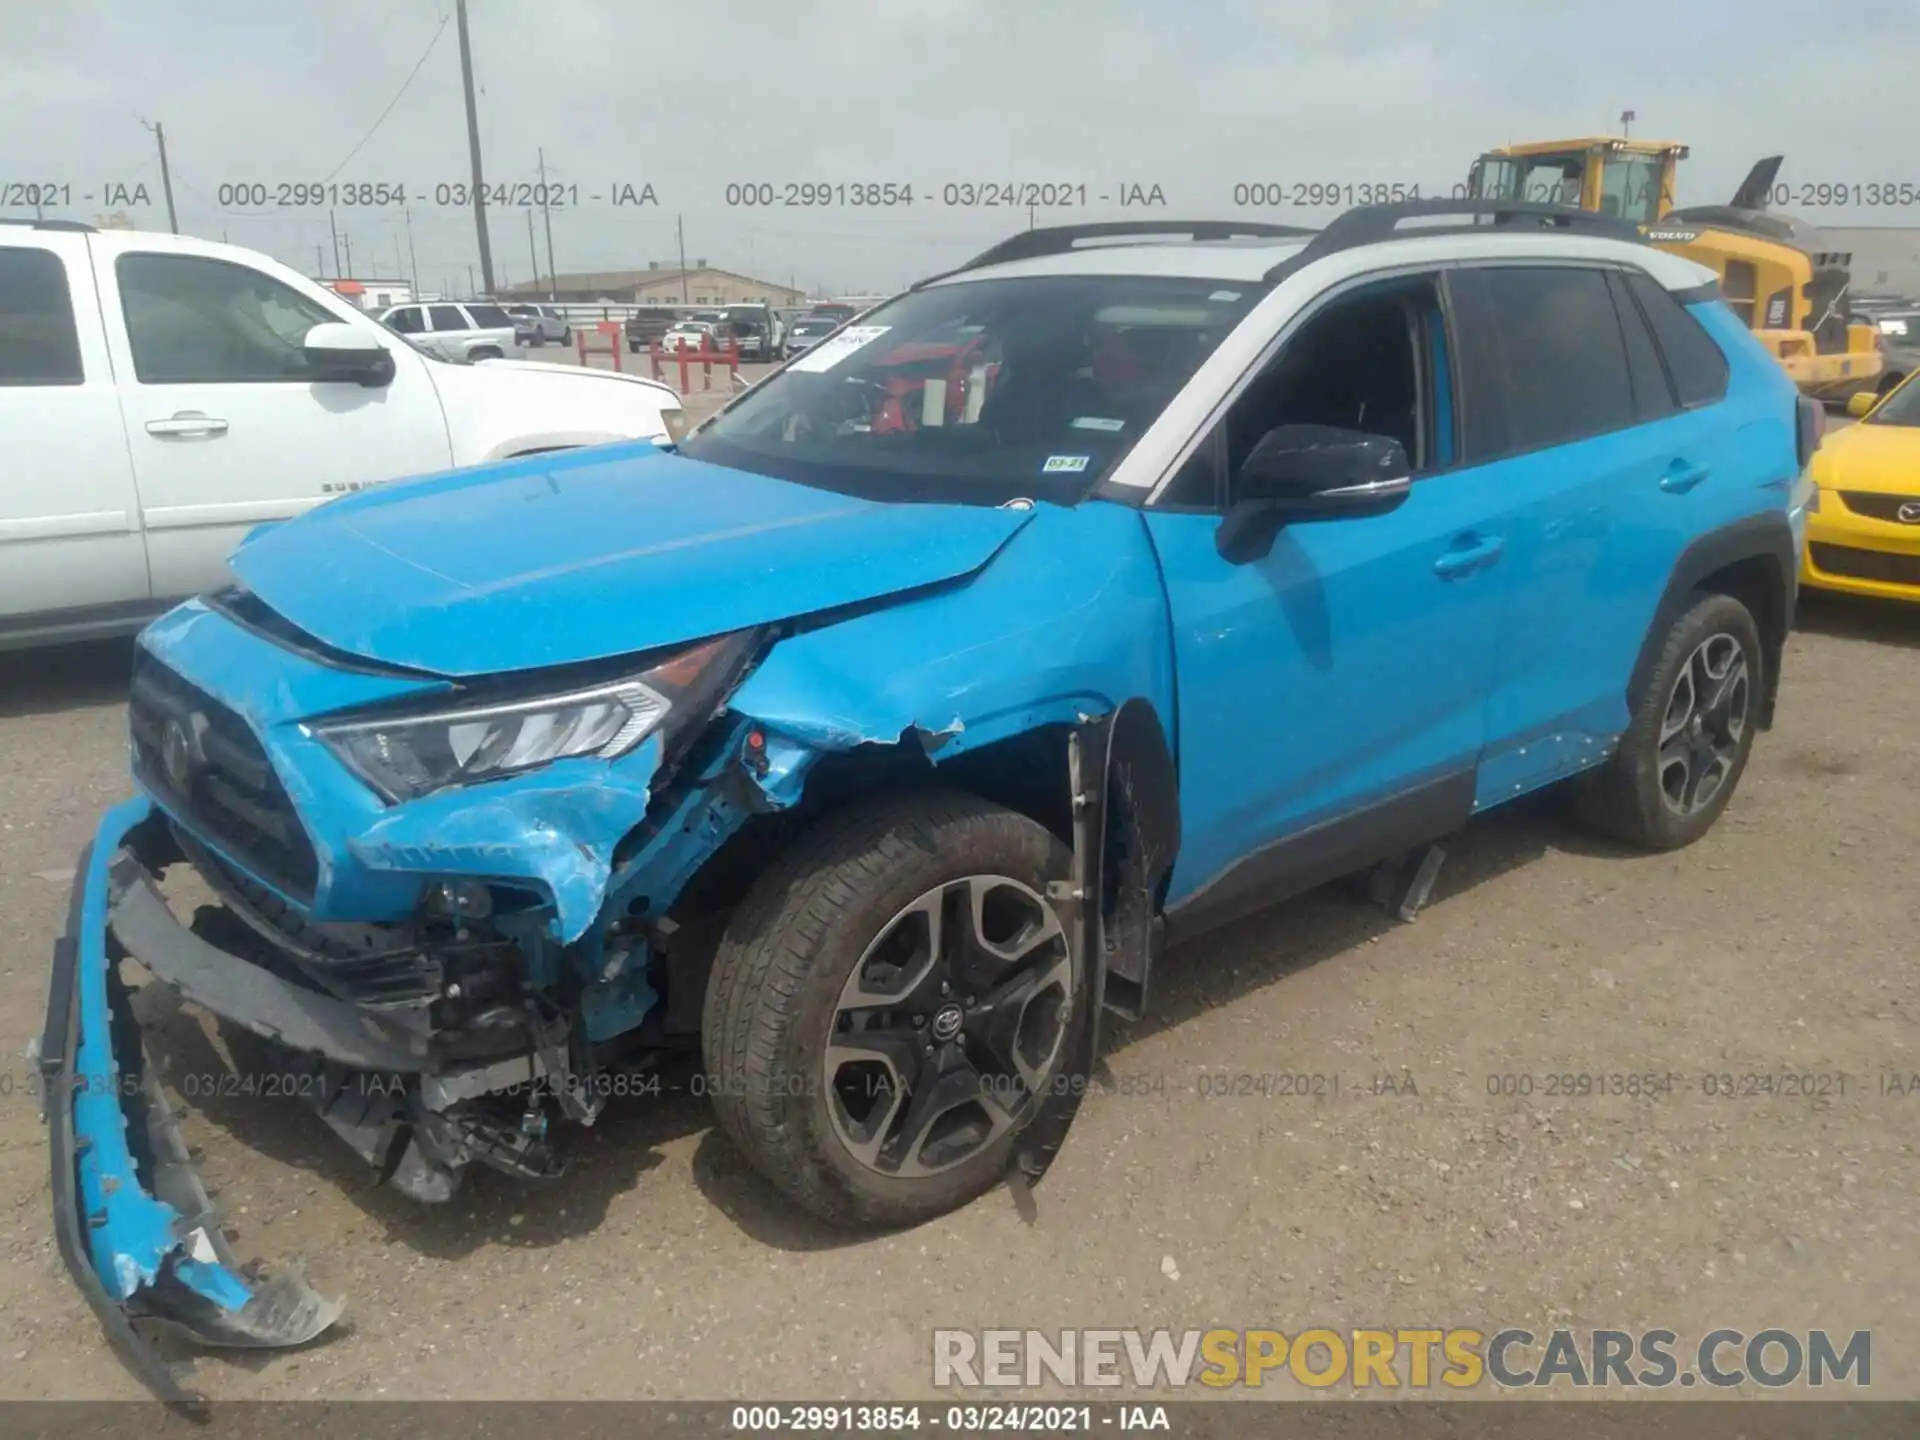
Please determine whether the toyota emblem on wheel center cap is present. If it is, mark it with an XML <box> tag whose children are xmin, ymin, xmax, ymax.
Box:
<box><xmin>931</xmin><ymin>1003</ymin><xmax>965</xmax><ymax>1042</ymax></box>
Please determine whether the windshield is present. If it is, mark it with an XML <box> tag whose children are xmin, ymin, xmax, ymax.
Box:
<box><xmin>1866</xmin><ymin>373</ymin><xmax>1920</xmax><ymax>427</ymax></box>
<box><xmin>679</xmin><ymin>273</ymin><xmax>1264</xmax><ymax>504</ymax></box>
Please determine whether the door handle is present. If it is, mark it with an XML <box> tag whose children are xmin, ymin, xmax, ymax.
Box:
<box><xmin>1660</xmin><ymin>459</ymin><xmax>1710</xmax><ymax>494</ymax></box>
<box><xmin>1433</xmin><ymin>533</ymin><xmax>1505</xmax><ymax>579</ymax></box>
<box><xmin>145</xmin><ymin>413</ymin><xmax>229</xmax><ymax>438</ymax></box>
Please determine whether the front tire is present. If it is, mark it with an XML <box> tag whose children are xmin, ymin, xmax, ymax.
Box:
<box><xmin>1574</xmin><ymin>591</ymin><xmax>1763</xmax><ymax>850</ymax></box>
<box><xmin>703</xmin><ymin>790</ymin><xmax>1085</xmax><ymax>1228</ymax></box>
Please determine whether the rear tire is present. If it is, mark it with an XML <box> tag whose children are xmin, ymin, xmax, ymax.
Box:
<box><xmin>1574</xmin><ymin>591</ymin><xmax>1763</xmax><ymax>850</ymax></box>
<box><xmin>703</xmin><ymin>789</ymin><xmax>1085</xmax><ymax>1228</ymax></box>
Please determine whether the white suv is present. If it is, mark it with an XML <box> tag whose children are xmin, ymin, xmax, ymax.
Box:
<box><xmin>0</xmin><ymin>219</ymin><xmax>688</xmax><ymax>650</ymax></box>
<box><xmin>378</xmin><ymin>300</ymin><xmax>526</xmax><ymax>362</ymax></box>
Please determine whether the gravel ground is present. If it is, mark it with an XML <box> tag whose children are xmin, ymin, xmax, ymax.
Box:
<box><xmin>0</xmin><ymin>575</ymin><xmax>1915</xmax><ymax>1402</ymax></box>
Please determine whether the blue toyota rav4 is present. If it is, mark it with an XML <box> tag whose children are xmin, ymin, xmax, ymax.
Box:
<box><xmin>42</xmin><ymin>202</ymin><xmax>1821</xmax><ymax>1399</ymax></box>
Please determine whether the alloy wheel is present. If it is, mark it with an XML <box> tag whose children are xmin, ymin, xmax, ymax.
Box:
<box><xmin>1657</xmin><ymin>632</ymin><xmax>1749</xmax><ymax>816</ymax></box>
<box><xmin>823</xmin><ymin>875</ymin><xmax>1073</xmax><ymax>1179</ymax></box>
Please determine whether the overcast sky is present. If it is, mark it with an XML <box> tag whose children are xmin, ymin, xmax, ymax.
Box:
<box><xmin>4</xmin><ymin>0</ymin><xmax>1915</xmax><ymax>297</ymax></box>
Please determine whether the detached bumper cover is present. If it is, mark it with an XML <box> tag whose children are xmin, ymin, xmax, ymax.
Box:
<box><xmin>40</xmin><ymin>797</ymin><xmax>344</xmax><ymax>1406</ymax></box>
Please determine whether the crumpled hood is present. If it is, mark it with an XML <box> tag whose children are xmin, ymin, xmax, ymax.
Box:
<box><xmin>230</xmin><ymin>447</ymin><xmax>1034</xmax><ymax>677</ymax></box>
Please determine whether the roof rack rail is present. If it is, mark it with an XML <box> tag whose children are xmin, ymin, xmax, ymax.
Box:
<box><xmin>0</xmin><ymin>217</ymin><xmax>98</xmax><ymax>233</ymax></box>
<box><xmin>1264</xmin><ymin>199</ymin><xmax>1642</xmax><ymax>280</ymax></box>
<box><xmin>913</xmin><ymin>219</ymin><xmax>1317</xmax><ymax>289</ymax></box>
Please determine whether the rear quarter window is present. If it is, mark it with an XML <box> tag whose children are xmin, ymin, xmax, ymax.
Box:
<box><xmin>1623</xmin><ymin>270</ymin><xmax>1730</xmax><ymax>408</ymax></box>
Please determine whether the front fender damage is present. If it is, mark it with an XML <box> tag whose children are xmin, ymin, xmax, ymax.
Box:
<box><xmin>39</xmin><ymin>799</ymin><xmax>343</xmax><ymax>1409</ymax></box>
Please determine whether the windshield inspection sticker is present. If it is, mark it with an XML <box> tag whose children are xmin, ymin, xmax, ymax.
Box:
<box><xmin>1070</xmin><ymin>416</ymin><xmax>1126</xmax><ymax>432</ymax></box>
<box><xmin>784</xmin><ymin>325</ymin><xmax>893</xmax><ymax>373</ymax></box>
<box><xmin>1043</xmin><ymin>455</ymin><xmax>1091</xmax><ymax>473</ymax></box>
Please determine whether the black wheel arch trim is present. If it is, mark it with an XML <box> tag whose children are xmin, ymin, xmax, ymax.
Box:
<box><xmin>1629</xmin><ymin>511</ymin><xmax>1797</xmax><ymax>732</ymax></box>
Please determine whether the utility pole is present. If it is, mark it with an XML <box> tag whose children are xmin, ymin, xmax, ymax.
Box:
<box><xmin>329</xmin><ymin>209</ymin><xmax>342</xmax><ymax>275</ymax></box>
<box><xmin>342</xmin><ymin>231</ymin><xmax>353</xmax><ymax>276</ymax></box>
<box><xmin>468</xmin><ymin>262</ymin><xmax>477</xmax><ymax>298</ymax></box>
<box><xmin>140</xmin><ymin>118</ymin><xmax>180</xmax><ymax>233</ymax></box>
<box><xmin>403</xmin><ymin>200</ymin><xmax>421</xmax><ymax>296</ymax></box>
<box><xmin>525</xmin><ymin>206</ymin><xmax>538</xmax><ymax>296</ymax></box>
<box><xmin>537</xmin><ymin>147</ymin><xmax>558</xmax><ymax>300</ymax></box>
<box><xmin>676</xmin><ymin>213</ymin><xmax>689</xmax><ymax>302</ymax></box>
<box><xmin>394</xmin><ymin>231</ymin><xmax>404</xmax><ymax>278</ymax></box>
<box><xmin>455</xmin><ymin>0</ymin><xmax>496</xmax><ymax>295</ymax></box>
<box><xmin>316</xmin><ymin>244</ymin><xmax>326</xmax><ymax>276</ymax></box>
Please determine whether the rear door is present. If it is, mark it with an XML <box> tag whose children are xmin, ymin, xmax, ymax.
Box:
<box><xmin>1449</xmin><ymin>263</ymin><xmax>1732</xmax><ymax>801</ymax></box>
<box><xmin>425</xmin><ymin>304</ymin><xmax>471</xmax><ymax>360</ymax></box>
<box><xmin>0</xmin><ymin>235</ymin><xmax>149</xmax><ymax>638</ymax></box>
<box><xmin>100</xmin><ymin>243</ymin><xmax>453</xmax><ymax>600</ymax></box>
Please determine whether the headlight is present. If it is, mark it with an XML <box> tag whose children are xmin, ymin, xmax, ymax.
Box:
<box><xmin>313</xmin><ymin>629</ymin><xmax>762</xmax><ymax>803</ymax></box>
<box><xmin>662</xmin><ymin>406</ymin><xmax>690</xmax><ymax>443</ymax></box>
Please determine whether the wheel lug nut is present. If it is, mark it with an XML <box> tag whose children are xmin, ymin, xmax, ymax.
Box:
<box><xmin>913</xmin><ymin>1015</ymin><xmax>926</xmax><ymax>1028</ymax></box>
<box><xmin>940</xmin><ymin>982</ymin><xmax>951</xmax><ymax>995</ymax></box>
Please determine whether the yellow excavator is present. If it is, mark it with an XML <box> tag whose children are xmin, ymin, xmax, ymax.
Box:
<box><xmin>1466</xmin><ymin>138</ymin><xmax>1891</xmax><ymax>403</ymax></box>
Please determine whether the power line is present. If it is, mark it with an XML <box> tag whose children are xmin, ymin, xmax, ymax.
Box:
<box><xmin>323</xmin><ymin>11</ymin><xmax>452</xmax><ymax>183</ymax></box>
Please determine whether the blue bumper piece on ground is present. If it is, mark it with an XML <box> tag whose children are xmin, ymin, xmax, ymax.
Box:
<box><xmin>40</xmin><ymin>797</ymin><xmax>345</xmax><ymax>1408</ymax></box>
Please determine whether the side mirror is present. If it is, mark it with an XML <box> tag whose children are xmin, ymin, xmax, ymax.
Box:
<box><xmin>303</xmin><ymin>321</ymin><xmax>397</xmax><ymax>387</ymax></box>
<box><xmin>1216</xmin><ymin>424</ymin><xmax>1412</xmax><ymax>563</ymax></box>
<box><xmin>1847</xmin><ymin>391</ymin><xmax>1876</xmax><ymax>418</ymax></box>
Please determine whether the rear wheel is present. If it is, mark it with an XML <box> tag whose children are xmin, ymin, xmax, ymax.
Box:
<box><xmin>703</xmin><ymin>790</ymin><xmax>1085</xmax><ymax>1227</ymax></box>
<box><xmin>1575</xmin><ymin>591</ymin><xmax>1762</xmax><ymax>850</ymax></box>
<box><xmin>468</xmin><ymin>346</ymin><xmax>503</xmax><ymax>362</ymax></box>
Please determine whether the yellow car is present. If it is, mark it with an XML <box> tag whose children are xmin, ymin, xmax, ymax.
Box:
<box><xmin>1803</xmin><ymin>371</ymin><xmax>1920</xmax><ymax>601</ymax></box>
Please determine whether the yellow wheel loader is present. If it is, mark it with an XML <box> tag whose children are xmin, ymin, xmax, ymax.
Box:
<box><xmin>1467</xmin><ymin>140</ymin><xmax>1891</xmax><ymax>403</ymax></box>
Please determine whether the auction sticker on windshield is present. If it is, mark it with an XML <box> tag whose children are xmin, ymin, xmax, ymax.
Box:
<box><xmin>785</xmin><ymin>325</ymin><xmax>893</xmax><ymax>373</ymax></box>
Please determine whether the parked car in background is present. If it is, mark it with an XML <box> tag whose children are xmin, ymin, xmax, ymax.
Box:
<box><xmin>0</xmin><ymin>219</ymin><xmax>687</xmax><ymax>650</ymax></box>
<box><xmin>507</xmin><ymin>303</ymin><xmax>571</xmax><ymax>346</ymax></box>
<box><xmin>626</xmin><ymin>306</ymin><xmax>683</xmax><ymax>352</ymax></box>
<box><xmin>1804</xmin><ymin>369</ymin><xmax>1920</xmax><ymax>603</ymax></box>
<box><xmin>781</xmin><ymin>312</ymin><xmax>842</xmax><ymax>358</ymax></box>
<box><xmin>661</xmin><ymin>320</ymin><xmax>718</xmax><ymax>353</ymax></box>
<box><xmin>803</xmin><ymin>302</ymin><xmax>859</xmax><ymax>323</ymax></box>
<box><xmin>380</xmin><ymin>301</ymin><xmax>526</xmax><ymax>363</ymax></box>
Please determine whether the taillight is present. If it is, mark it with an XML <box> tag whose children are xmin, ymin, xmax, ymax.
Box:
<box><xmin>1795</xmin><ymin>395</ymin><xmax>1825</xmax><ymax>469</ymax></box>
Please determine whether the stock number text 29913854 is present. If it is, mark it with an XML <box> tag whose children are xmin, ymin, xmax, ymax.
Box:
<box><xmin>1233</xmin><ymin>181</ymin><xmax>1428</xmax><ymax>207</ymax></box>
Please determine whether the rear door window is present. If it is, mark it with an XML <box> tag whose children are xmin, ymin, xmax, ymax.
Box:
<box><xmin>1605</xmin><ymin>270</ymin><xmax>1678</xmax><ymax>421</ymax></box>
<box><xmin>466</xmin><ymin>304</ymin><xmax>513</xmax><ymax>328</ymax></box>
<box><xmin>427</xmin><ymin>305</ymin><xmax>468</xmax><ymax>332</ymax></box>
<box><xmin>1462</xmin><ymin>266</ymin><xmax>1638</xmax><ymax>457</ymax></box>
<box><xmin>0</xmin><ymin>246</ymin><xmax>84</xmax><ymax>385</ymax></box>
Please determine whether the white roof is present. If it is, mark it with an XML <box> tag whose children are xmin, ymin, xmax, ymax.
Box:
<box><xmin>931</xmin><ymin>228</ymin><xmax>1717</xmax><ymax>293</ymax></box>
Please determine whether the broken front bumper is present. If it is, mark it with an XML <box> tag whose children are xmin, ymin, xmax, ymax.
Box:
<box><xmin>39</xmin><ymin>797</ymin><xmax>344</xmax><ymax>1408</ymax></box>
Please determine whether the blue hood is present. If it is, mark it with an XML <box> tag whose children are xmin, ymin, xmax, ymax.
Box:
<box><xmin>229</xmin><ymin>446</ymin><xmax>1035</xmax><ymax>677</ymax></box>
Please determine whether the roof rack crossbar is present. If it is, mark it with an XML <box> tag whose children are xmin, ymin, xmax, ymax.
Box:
<box><xmin>1263</xmin><ymin>199</ymin><xmax>1642</xmax><ymax>280</ymax></box>
<box><xmin>913</xmin><ymin>219</ymin><xmax>1317</xmax><ymax>289</ymax></box>
<box><xmin>0</xmin><ymin>217</ymin><xmax>98</xmax><ymax>233</ymax></box>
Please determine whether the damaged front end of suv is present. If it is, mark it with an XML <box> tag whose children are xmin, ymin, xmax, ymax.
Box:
<box><xmin>41</xmin><ymin>420</ymin><xmax>1185</xmax><ymax>1402</ymax></box>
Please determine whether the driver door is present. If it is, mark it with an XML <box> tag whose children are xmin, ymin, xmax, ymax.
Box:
<box><xmin>98</xmin><ymin>249</ymin><xmax>452</xmax><ymax>600</ymax></box>
<box><xmin>1141</xmin><ymin>271</ymin><xmax>1513</xmax><ymax>931</ymax></box>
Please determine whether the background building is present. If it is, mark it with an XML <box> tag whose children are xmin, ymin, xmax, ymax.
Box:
<box><xmin>1823</xmin><ymin>226</ymin><xmax>1920</xmax><ymax>297</ymax></box>
<box><xmin>503</xmin><ymin>263</ymin><xmax>807</xmax><ymax>307</ymax></box>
